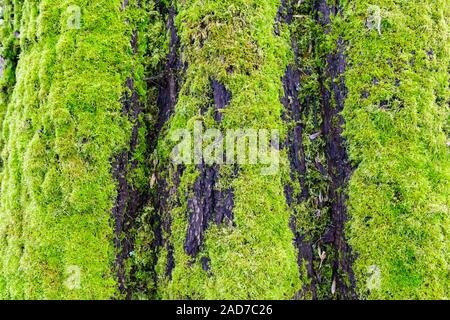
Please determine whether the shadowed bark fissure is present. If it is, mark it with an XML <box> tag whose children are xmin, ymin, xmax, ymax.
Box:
<box><xmin>155</xmin><ymin>164</ymin><xmax>184</xmax><ymax>280</ymax></box>
<box><xmin>184</xmin><ymin>79</ymin><xmax>235</xmax><ymax>259</ymax></box>
<box><xmin>155</xmin><ymin>6</ymin><xmax>183</xmax><ymax>135</ymax></box>
<box><xmin>280</xmin><ymin>0</ymin><xmax>356</xmax><ymax>299</ymax></box>
<box><xmin>281</xmin><ymin>64</ymin><xmax>318</xmax><ymax>298</ymax></box>
<box><xmin>315</xmin><ymin>0</ymin><xmax>357</xmax><ymax>299</ymax></box>
<box><xmin>275</xmin><ymin>0</ymin><xmax>293</xmax><ymax>35</ymax></box>
<box><xmin>319</xmin><ymin>36</ymin><xmax>357</xmax><ymax>300</ymax></box>
<box><xmin>112</xmin><ymin>1</ymin><xmax>147</xmax><ymax>298</ymax></box>
<box><xmin>153</xmin><ymin>5</ymin><xmax>184</xmax><ymax>281</ymax></box>
<box><xmin>279</xmin><ymin>0</ymin><xmax>320</xmax><ymax>299</ymax></box>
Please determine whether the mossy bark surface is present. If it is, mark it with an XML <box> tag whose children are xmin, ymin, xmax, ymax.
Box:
<box><xmin>0</xmin><ymin>0</ymin><xmax>448</xmax><ymax>300</ymax></box>
<box><xmin>337</xmin><ymin>0</ymin><xmax>450</xmax><ymax>299</ymax></box>
<box><xmin>0</xmin><ymin>0</ymin><xmax>160</xmax><ymax>299</ymax></box>
<box><xmin>149</xmin><ymin>0</ymin><xmax>302</xmax><ymax>300</ymax></box>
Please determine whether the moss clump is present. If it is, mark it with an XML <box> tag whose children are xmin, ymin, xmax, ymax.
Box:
<box><xmin>331</xmin><ymin>0</ymin><xmax>450</xmax><ymax>299</ymax></box>
<box><xmin>0</xmin><ymin>0</ymin><xmax>22</xmax><ymax>150</ymax></box>
<box><xmin>0</xmin><ymin>0</ymin><xmax>150</xmax><ymax>299</ymax></box>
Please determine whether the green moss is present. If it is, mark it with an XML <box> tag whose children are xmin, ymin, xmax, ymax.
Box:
<box><xmin>0</xmin><ymin>0</ymin><xmax>22</xmax><ymax>140</ymax></box>
<box><xmin>332</xmin><ymin>0</ymin><xmax>450</xmax><ymax>299</ymax></box>
<box><xmin>0</xmin><ymin>0</ymin><xmax>152</xmax><ymax>299</ymax></box>
<box><xmin>1</xmin><ymin>0</ymin><xmax>447</xmax><ymax>301</ymax></box>
<box><xmin>153</xmin><ymin>0</ymin><xmax>301</xmax><ymax>299</ymax></box>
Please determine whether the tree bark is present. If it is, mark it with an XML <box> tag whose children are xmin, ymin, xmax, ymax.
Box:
<box><xmin>0</xmin><ymin>0</ymin><xmax>448</xmax><ymax>300</ymax></box>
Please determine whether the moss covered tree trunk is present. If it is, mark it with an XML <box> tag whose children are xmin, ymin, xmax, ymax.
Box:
<box><xmin>0</xmin><ymin>0</ymin><xmax>448</xmax><ymax>300</ymax></box>
<box><xmin>149</xmin><ymin>0</ymin><xmax>303</xmax><ymax>300</ymax></box>
<box><xmin>0</xmin><ymin>0</ymin><xmax>161</xmax><ymax>299</ymax></box>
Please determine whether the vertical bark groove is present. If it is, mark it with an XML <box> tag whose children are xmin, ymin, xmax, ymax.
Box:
<box><xmin>112</xmin><ymin>2</ymin><xmax>147</xmax><ymax>298</ymax></box>
<box><xmin>153</xmin><ymin>4</ymin><xmax>184</xmax><ymax>281</ymax></box>
<box><xmin>281</xmin><ymin>64</ymin><xmax>317</xmax><ymax>298</ymax></box>
<box><xmin>185</xmin><ymin>79</ymin><xmax>235</xmax><ymax>259</ymax></box>
<box><xmin>315</xmin><ymin>0</ymin><xmax>357</xmax><ymax>299</ymax></box>
<box><xmin>155</xmin><ymin>6</ymin><xmax>183</xmax><ymax>135</ymax></box>
<box><xmin>281</xmin><ymin>0</ymin><xmax>357</xmax><ymax>299</ymax></box>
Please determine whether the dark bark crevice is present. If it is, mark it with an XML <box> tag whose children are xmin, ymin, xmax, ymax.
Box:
<box><xmin>282</xmin><ymin>63</ymin><xmax>318</xmax><ymax>299</ymax></box>
<box><xmin>315</xmin><ymin>0</ymin><xmax>357</xmax><ymax>300</ymax></box>
<box><xmin>211</xmin><ymin>78</ymin><xmax>232</xmax><ymax>123</ymax></box>
<box><xmin>185</xmin><ymin>164</ymin><xmax>219</xmax><ymax>258</ymax></box>
<box><xmin>155</xmin><ymin>6</ymin><xmax>183</xmax><ymax>136</ymax></box>
<box><xmin>275</xmin><ymin>0</ymin><xmax>293</xmax><ymax>35</ymax></box>
<box><xmin>112</xmin><ymin>1</ymin><xmax>149</xmax><ymax>298</ymax></box>
<box><xmin>112</xmin><ymin>75</ymin><xmax>146</xmax><ymax>297</ymax></box>
<box><xmin>279</xmin><ymin>0</ymin><xmax>319</xmax><ymax>300</ymax></box>
<box><xmin>155</xmin><ymin>164</ymin><xmax>184</xmax><ymax>280</ymax></box>
<box><xmin>152</xmin><ymin>4</ymin><xmax>184</xmax><ymax>282</ymax></box>
<box><xmin>184</xmin><ymin>164</ymin><xmax>236</xmax><ymax>258</ymax></box>
<box><xmin>185</xmin><ymin>79</ymin><xmax>235</xmax><ymax>259</ymax></box>
<box><xmin>319</xmin><ymin>36</ymin><xmax>357</xmax><ymax>300</ymax></box>
<box><xmin>281</xmin><ymin>0</ymin><xmax>357</xmax><ymax>299</ymax></box>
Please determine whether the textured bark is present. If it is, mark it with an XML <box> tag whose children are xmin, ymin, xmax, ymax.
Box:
<box><xmin>112</xmin><ymin>1</ymin><xmax>146</xmax><ymax>298</ymax></box>
<box><xmin>1</xmin><ymin>0</ymin><xmax>447</xmax><ymax>301</ymax></box>
<box><xmin>280</xmin><ymin>0</ymin><xmax>324</xmax><ymax>300</ymax></box>
<box><xmin>149</xmin><ymin>0</ymin><xmax>302</xmax><ymax>300</ymax></box>
<box><xmin>315</xmin><ymin>0</ymin><xmax>357</xmax><ymax>299</ymax></box>
<box><xmin>153</xmin><ymin>5</ymin><xmax>184</xmax><ymax>281</ymax></box>
<box><xmin>155</xmin><ymin>164</ymin><xmax>184</xmax><ymax>280</ymax></box>
<box><xmin>281</xmin><ymin>64</ymin><xmax>317</xmax><ymax>298</ymax></box>
<box><xmin>185</xmin><ymin>79</ymin><xmax>235</xmax><ymax>258</ymax></box>
<box><xmin>155</xmin><ymin>6</ymin><xmax>183</xmax><ymax>135</ymax></box>
<box><xmin>280</xmin><ymin>0</ymin><xmax>357</xmax><ymax>299</ymax></box>
<box><xmin>319</xmin><ymin>37</ymin><xmax>357</xmax><ymax>299</ymax></box>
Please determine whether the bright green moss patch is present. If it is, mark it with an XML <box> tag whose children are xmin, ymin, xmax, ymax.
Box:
<box><xmin>0</xmin><ymin>0</ymin><xmax>145</xmax><ymax>299</ymax></box>
<box><xmin>333</xmin><ymin>0</ymin><xmax>450</xmax><ymax>299</ymax></box>
<box><xmin>0</xmin><ymin>0</ymin><xmax>22</xmax><ymax>143</ymax></box>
